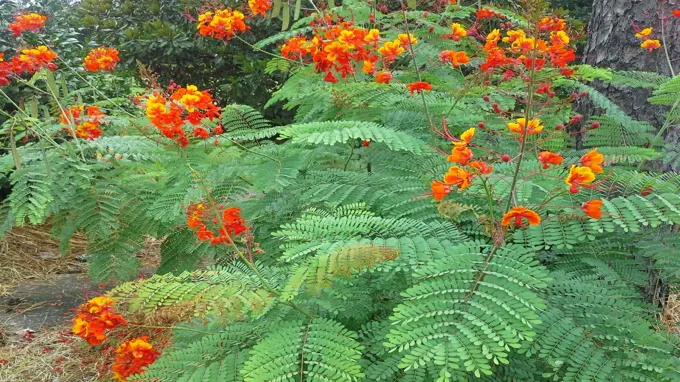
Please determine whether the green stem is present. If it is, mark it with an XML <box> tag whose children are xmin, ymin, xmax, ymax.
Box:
<box><xmin>481</xmin><ymin>178</ymin><xmax>495</xmax><ymax>222</ymax></box>
<box><xmin>8</xmin><ymin>121</ymin><xmax>21</xmax><ymax>171</ymax></box>
<box><xmin>400</xmin><ymin>7</ymin><xmax>435</xmax><ymax>130</ymax></box>
<box><xmin>343</xmin><ymin>144</ymin><xmax>355</xmax><ymax>171</ymax></box>
<box><xmin>660</xmin><ymin>18</ymin><xmax>676</xmax><ymax>77</ymax></box>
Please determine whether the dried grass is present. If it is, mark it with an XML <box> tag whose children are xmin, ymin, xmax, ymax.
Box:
<box><xmin>0</xmin><ymin>226</ymin><xmax>88</xmax><ymax>297</ymax></box>
<box><xmin>661</xmin><ymin>293</ymin><xmax>680</xmax><ymax>335</ymax></box>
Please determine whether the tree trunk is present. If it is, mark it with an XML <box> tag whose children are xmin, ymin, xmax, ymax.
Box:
<box><xmin>582</xmin><ymin>0</ymin><xmax>680</xmax><ymax>305</ymax></box>
<box><xmin>581</xmin><ymin>0</ymin><xmax>679</xmax><ymax>148</ymax></box>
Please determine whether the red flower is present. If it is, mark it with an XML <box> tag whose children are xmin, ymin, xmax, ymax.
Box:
<box><xmin>111</xmin><ymin>337</ymin><xmax>160</xmax><ymax>381</ymax></box>
<box><xmin>376</xmin><ymin>71</ymin><xmax>392</xmax><ymax>84</ymax></box>
<box><xmin>60</xmin><ymin>105</ymin><xmax>106</xmax><ymax>140</ymax></box>
<box><xmin>443</xmin><ymin>166</ymin><xmax>473</xmax><ymax>189</ymax></box>
<box><xmin>431</xmin><ymin>181</ymin><xmax>450</xmax><ymax>200</ymax></box>
<box><xmin>439</xmin><ymin>50</ymin><xmax>470</xmax><ymax>68</ymax></box>
<box><xmin>324</xmin><ymin>71</ymin><xmax>339</xmax><ymax>84</ymax></box>
<box><xmin>362</xmin><ymin>140</ymin><xmax>371</xmax><ymax>147</ymax></box>
<box><xmin>406</xmin><ymin>81</ymin><xmax>432</xmax><ymax>94</ymax></box>
<box><xmin>501</xmin><ymin>207</ymin><xmax>541</xmax><ymax>227</ymax></box>
<box><xmin>0</xmin><ymin>61</ymin><xmax>13</xmax><ymax>87</ymax></box>
<box><xmin>447</xmin><ymin>145</ymin><xmax>473</xmax><ymax>166</ymax></box>
<box><xmin>477</xmin><ymin>8</ymin><xmax>501</xmax><ymax>20</ymax></box>
<box><xmin>469</xmin><ymin>161</ymin><xmax>493</xmax><ymax>174</ymax></box>
<box><xmin>186</xmin><ymin>203</ymin><xmax>249</xmax><ymax>245</ymax></box>
<box><xmin>538</xmin><ymin>151</ymin><xmax>564</xmax><ymax>169</ymax></box>
<box><xmin>538</xmin><ymin>17</ymin><xmax>567</xmax><ymax>32</ymax></box>
<box><xmin>641</xmin><ymin>186</ymin><xmax>654</xmax><ymax>196</ymax></box>
<box><xmin>673</xmin><ymin>10</ymin><xmax>680</xmax><ymax>17</ymax></box>
<box><xmin>193</xmin><ymin>127</ymin><xmax>210</xmax><ymax>139</ymax></box>
<box><xmin>565</xmin><ymin>165</ymin><xmax>595</xmax><ymax>194</ymax></box>
<box><xmin>582</xmin><ymin>200</ymin><xmax>603</xmax><ymax>219</ymax></box>
<box><xmin>580</xmin><ymin>148</ymin><xmax>604</xmax><ymax>174</ymax></box>
<box><xmin>560</xmin><ymin>67</ymin><xmax>575</xmax><ymax>76</ymax></box>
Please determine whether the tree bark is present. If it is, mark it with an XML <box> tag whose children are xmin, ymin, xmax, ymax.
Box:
<box><xmin>581</xmin><ymin>0</ymin><xmax>679</xmax><ymax>149</ymax></box>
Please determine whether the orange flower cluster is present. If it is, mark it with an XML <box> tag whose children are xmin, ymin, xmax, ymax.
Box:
<box><xmin>60</xmin><ymin>105</ymin><xmax>106</xmax><ymax>140</ymax></box>
<box><xmin>248</xmin><ymin>0</ymin><xmax>272</xmax><ymax>17</ymax></box>
<box><xmin>144</xmin><ymin>84</ymin><xmax>221</xmax><ymax>147</ymax></box>
<box><xmin>197</xmin><ymin>9</ymin><xmax>248</xmax><ymax>40</ymax></box>
<box><xmin>634</xmin><ymin>27</ymin><xmax>661</xmax><ymax>51</ymax></box>
<box><xmin>84</xmin><ymin>47</ymin><xmax>120</xmax><ymax>72</ymax></box>
<box><xmin>72</xmin><ymin>296</ymin><xmax>127</xmax><ymax>346</ymax></box>
<box><xmin>10</xmin><ymin>45</ymin><xmax>58</xmax><ymax>74</ymax></box>
<box><xmin>538</xmin><ymin>17</ymin><xmax>567</xmax><ymax>32</ymax></box>
<box><xmin>8</xmin><ymin>13</ymin><xmax>47</xmax><ymax>36</ymax></box>
<box><xmin>186</xmin><ymin>203</ymin><xmax>249</xmax><ymax>245</ymax></box>
<box><xmin>280</xmin><ymin>17</ymin><xmax>420</xmax><ymax>84</ymax></box>
<box><xmin>111</xmin><ymin>337</ymin><xmax>160</xmax><ymax>382</ymax></box>
<box><xmin>432</xmin><ymin>128</ymin><xmax>493</xmax><ymax>200</ymax></box>
<box><xmin>281</xmin><ymin>18</ymin><xmax>388</xmax><ymax>83</ymax></box>
<box><xmin>481</xmin><ymin>21</ymin><xmax>576</xmax><ymax>74</ymax></box>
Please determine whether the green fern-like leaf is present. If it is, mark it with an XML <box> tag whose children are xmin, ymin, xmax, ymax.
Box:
<box><xmin>280</xmin><ymin>121</ymin><xmax>431</xmax><ymax>154</ymax></box>
<box><xmin>241</xmin><ymin>318</ymin><xmax>364</xmax><ymax>382</ymax></box>
<box><xmin>387</xmin><ymin>243</ymin><xmax>550</xmax><ymax>379</ymax></box>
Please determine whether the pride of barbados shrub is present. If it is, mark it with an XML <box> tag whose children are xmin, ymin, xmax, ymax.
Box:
<box><xmin>1</xmin><ymin>0</ymin><xmax>680</xmax><ymax>381</ymax></box>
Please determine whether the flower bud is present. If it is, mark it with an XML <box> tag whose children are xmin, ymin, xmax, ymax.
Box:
<box><xmin>556</xmin><ymin>124</ymin><xmax>565</xmax><ymax>131</ymax></box>
<box><xmin>483</xmin><ymin>95</ymin><xmax>490</xmax><ymax>102</ymax></box>
<box><xmin>501</xmin><ymin>154</ymin><xmax>511</xmax><ymax>162</ymax></box>
<box><xmin>588</xmin><ymin>122</ymin><xmax>600</xmax><ymax>130</ymax></box>
<box><xmin>570</xmin><ymin>115</ymin><xmax>582</xmax><ymax>123</ymax></box>
<box><xmin>478</xmin><ymin>122</ymin><xmax>486</xmax><ymax>129</ymax></box>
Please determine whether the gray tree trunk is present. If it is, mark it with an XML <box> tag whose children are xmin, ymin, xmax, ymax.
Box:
<box><xmin>580</xmin><ymin>0</ymin><xmax>679</xmax><ymax>161</ymax></box>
